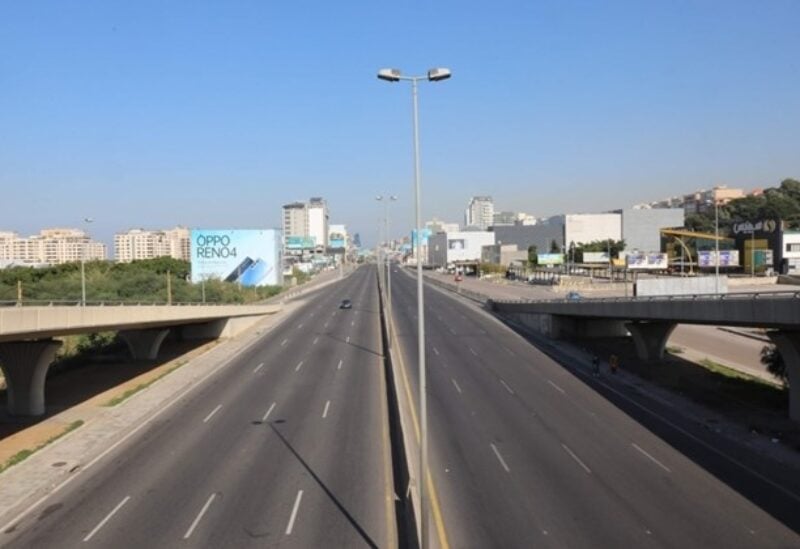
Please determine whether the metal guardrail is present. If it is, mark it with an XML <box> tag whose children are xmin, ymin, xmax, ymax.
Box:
<box><xmin>490</xmin><ymin>290</ymin><xmax>800</xmax><ymax>306</ymax></box>
<box><xmin>0</xmin><ymin>300</ymin><xmax>266</xmax><ymax>308</ymax></box>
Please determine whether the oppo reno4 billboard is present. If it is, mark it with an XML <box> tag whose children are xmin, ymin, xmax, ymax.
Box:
<box><xmin>191</xmin><ymin>229</ymin><xmax>282</xmax><ymax>287</ymax></box>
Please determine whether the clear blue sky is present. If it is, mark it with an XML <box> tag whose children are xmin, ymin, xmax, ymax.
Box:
<box><xmin>1</xmin><ymin>1</ymin><xmax>798</xmax><ymax>248</ymax></box>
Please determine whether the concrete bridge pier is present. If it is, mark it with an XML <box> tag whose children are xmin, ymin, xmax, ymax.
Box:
<box><xmin>767</xmin><ymin>331</ymin><xmax>800</xmax><ymax>422</ymax></box>
<box><xmin>625</xmin><ymin>321</ymin><xmax>677</xmax><ymax>361</ymax></box>
<box><xmin>119</xmin><ymin>328</ymin><xmax>170</xmax><ymax>360</ymax></box>
<box><xmin>0</xmin><ymin>339</ymin><xmax>63</xmax><ymax>416</ymax></box>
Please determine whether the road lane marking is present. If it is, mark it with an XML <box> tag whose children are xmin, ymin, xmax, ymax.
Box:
<box><xmin>253</xmin><ymin>362</ymin><xmax>264</xmax><ymax>373</ymax></box>
<box><xmin>451</xmin><ymin>379</ymin><xmax>462</xmax><ymax>394</ymax></box>
<box><xmin>346</xmin><ymin>336</ymin><xmax>350</xmax><ymax>343</ymax></box>
<box><xmin>203</xmin><ymin>404</ymin><xmax>222</xmax><ymax>423</ymax></box>
<box><xmin>500</xmin><ymin>379</ymin><xmax>515</xmax><ymax>395</ymax></box>
<box><xmin>297</xmin><ymin>323</ymin><xmax>304</xmax><ymax>329</ymax></box>
<box><xmin>281</xmin><ymin>339</ymin><xmax>288</xmax><ymax>346</ymax></box>
<box><xmin>183</xmin><ymin>493</ymin><xmax>217</xmax><ymax>539</ymax></box>
<box><xmin>432</xmin><ymin>346</ymin><xmax>439</xmax><ymax>356</ymax></box>
<box><xmin>337</xmin><ymin>359</ymin><xmax>343</xmax><ymax>370</ymax></box>
<box><xmin>503</xmin><ymin>346</ymin><xmax>515</xmax><ymax>356</ymax></box>
<box><xmin>262</xmin><ymin>402</ymin><xmax>276</xmax><ymax>422</ymax></box>
<box><xmin>322</xmin><ymin>400</ymin><xmax>331</xmax><ymax>418</ymax></box>
<box><xmin>562</xmin><ymin>444</ymin><xmax>591</xmax><ymax>474</ymax></box>
<box><xmin>295</xmin><ymin>361</ymin><xmax>304</xmax><ymax>372</ymax></box>
<box><xmin>547</xmin><ymin>380</ymin><xmax>566</xmax><ymax>394</ymax></box>
<box><xmin>449</xmin><ymin>328</ymin><xmax>457</xmax><ymax>335</ymax></box>
<box><xmin>468</xmin><ymin>347</ymin><xmax>478</xmax><ymax>356</ymax></box>
<box><xmin>324</xmin><ymin>320</ymin><xmax>329</xmax><ymax>328</ymax></box>
<box><xmin>632</xmin><ymin>443</ymin><xmax>672</xmax><ymax>473</ymax></box>
<box><xmin>285</xmin><ymin>490</ymin><xmax>304</xmax><ymax>535</ymax></box>
<box><xmin>490</xmin><ymin>443</ymin><xmax>510</xmax><ymax>473</ymax></box>
<box><xmin>313</xmin><ymin>337</ymin><xmax>319</xmax><ymax>345</ymax></box>
<box><xmin>83</xmin><ymin>496</ymin><xmax>130</xmax><ymax>542</ymax></box>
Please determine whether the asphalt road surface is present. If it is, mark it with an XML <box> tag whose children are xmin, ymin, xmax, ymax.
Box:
<box><xmin>1</xmin><ymin>265</ymin><xmax>396</xmax><ymax>549</ymax></box>
<box><xmin>389</xmin><ymin>265</ymin><xmax>800</xmax><ymax>548</ymax></box>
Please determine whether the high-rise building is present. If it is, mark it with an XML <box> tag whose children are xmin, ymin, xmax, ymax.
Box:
<box><xmin>282</xmin><ymin>202</ymin><xmax>309</xmax><ymax>247</ymax></box>
<box><xmin>0</xmin><ymin>228</ymin><xmax>106</xmax><ymax>265</ymax></box>
<box><xmin>308</xmin><ymin>197</ymin><xmax>329</xmax><ymax>249</ymax></box>
<box><xmin>465</xmin><ymin>196</ymin><xmax>494</xmax><ymax>230</ymax></box>
<box><xmin>114</xmin><ymin>227</ymin><xmax>190</xmax><ymax>263</ymax></box>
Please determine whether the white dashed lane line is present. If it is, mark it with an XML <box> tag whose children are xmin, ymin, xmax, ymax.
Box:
<box><xmin>183</xmin><ymin>493</ymin><xmax>217</xmax><ymax>540</ymax></box>
<box><xmin>285</xmin><ymin>490</ymin><xmax>304</xmax><ymax>535</ymax></box>
<box><xmin>451</xmin><ymin>379</ymin><xmax>462</xmax><ymax>394</ymax></box>
<box><xmin>547</xmin><ymin>380</ymin><xmax>566</xmax><ymax>394</ymax></box>
<box><xmin>83</xmin><ymin>496</ymin><xmax>131</xmax><ymax>542</ymax></box>
<box><xmin>203</xmin><ymin>404</ymin><xmax>222</xmax><ymax>423</ymax></box>
<box><xmin>295</xmin><ymin>361</ymin><xmax>304</xmax><ymax>372</ymax></box>
<box><xmin>499</xmin><ymin>379</ymin><xmax>514</xmax><ymax>395</ymax></box>
<box><xmin>562</xmin><ymin>444</ymin><xmax>591</xmax><ymax>474</ymax></box>
<box><xmin>490</xmin><ymin>443</ymin><xmax>511</xmax><ymax>473</ymax></box>
<box><xmin>262</xmin><ymin>402</ymin><xmax>276</xmax><ymax>422</ymax></box>
<box><xmin>632</xmin><ymin>443</ymin><xmax>672</xmax><ymax>473</ymax></box>
<box><xmin>322</xmin><ymin>400</ymin><xmax>331</xmax><ymax>419</ymax></box>
<box><xmin>253</xmin><ymin>363</ymin><xmax>264</xmax><ymax>373</ymax></box>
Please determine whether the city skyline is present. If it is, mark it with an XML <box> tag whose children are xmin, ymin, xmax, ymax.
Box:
<box><xmin>1</xmin><ymin>2</ymin><xmax>798</xmax><ymax>248</ymax></box>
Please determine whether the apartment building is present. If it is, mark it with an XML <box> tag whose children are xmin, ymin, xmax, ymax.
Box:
<box><xmin>114</xmin><ymin>227</ymin><xmax>190</xmax><ymax>262</ymax></box>
<box><xmin>0</xmin><ymin>228</ymin><xmax>106</xmax><ymax>265</ymax></box>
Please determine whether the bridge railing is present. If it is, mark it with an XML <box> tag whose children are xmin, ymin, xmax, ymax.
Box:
<box><xmin>0</xmin><ymin>300</ymin><xmax>268</xmax><ymax>308</ymax></box>
<box><xmin>490</xmin><ymin>290</ymin><xmax>800</xmax><ymax>305</ymax></box>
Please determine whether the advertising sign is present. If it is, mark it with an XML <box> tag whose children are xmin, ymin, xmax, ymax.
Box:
<box><xmin>411</xmin><ymin>228</ymin><xmax>432</xmax><ymax>247</ymax></box>
<box><xmin>732</xmin><ymin>219</ymin><xmax>778</xmax><ymax>236</ymax></box>
<box><xmin>537</xmin><ymin>253</ymin><xmax>564</xmax><ymax>265</ymax></box>
<box><xmin>285</xmin><ymin>236</ymin><xmax>315</xmax><ymax>250</ymax></box>
<box><xmin>698</xmin><ymin>250</ymin><xmax>740</xmax><ymax>267</ymax></box>
<box><xmin>329</xmin><ymin>232</ymin><xmax>346</xmax><ymax>249</ymax></box>
<box><xmin>448</xmin><ymin>239</ymin><xmax>465</xmax><ymax>250</ymax></box>
<box><xmin>191</xmin><ymin>229</ymin><xmax>282</xmax><ymax>287</ymax></box>
<box><xmin>583</xmin><ymin>252</ymin><xmax>610</xmax><ymax>264</ymax></box>
<box><xmin>626</xmin><ymin>252</ymin><xmax>668</xmax><ymax>270</ymax></box>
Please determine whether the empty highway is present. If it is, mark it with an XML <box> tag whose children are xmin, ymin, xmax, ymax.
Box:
<box><xmin>389</xmin><ymin>265</ymin><xmax>800</xmax><ymax>548</ymax></box>
<box><xmin>1</xmin><ymin>265</ymin><xmax>395</xmax><ymax>548</ymax></box>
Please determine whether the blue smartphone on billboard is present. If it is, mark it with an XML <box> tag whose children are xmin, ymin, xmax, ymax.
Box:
<box><xmin>239</xmin><ymin>259</ymin><xmax>273</xmax><ymax>287</ymax></box>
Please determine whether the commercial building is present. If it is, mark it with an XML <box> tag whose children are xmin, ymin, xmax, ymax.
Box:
<box><xmin>618</xmin><ymin>208</ymin><xmax>684</xmax><ymax>252</ymax></box>
<box><xmin>782</xmin><ymin>230</ymin><xmax>800</xmax><ymax>274</ymax></box>
<box><xmin>464</xmin><ymin>196</ymin><xmax>494</xmax><ymax>230</ymax></box>
<box><xmin>282</xmin><ymin>202</ymin><xmax>309</xmax><ymax>249</ymax></box>
<box><xmin>308</xmin><ymin>197</ymin><xmax>329</xmax><ymax>249</ymax></box>
<box><xmin>428</xmin><ymin>231</ymin><xmax>495</xmax><ymax>268</ymax></box>
<box><xmin>114</xmin><ymin>227</ymin><xmax>190</xmax><ymax>263</ymax></box>
<box><xmin>481</xmin><ymin>244</ymin><xmax>528</xmax><ymax>266</ymax></box>
<box><xmin>426</xmin><ymin>218</ymin><xmax>460</xmax><ymax>234</ymax></box>
<box><xmin>491</xmin><ymin>224</ymin><xmax>541</xmax><ymax>254</ymax></box>
<box><xmin>0</xmin><ymin>229</ymin><xmax>106</xmax><ymax>265</ymax></box>
<box><xmin>492</xmin><ymin>211</ymin><xmax>536</xmax><ymax>227</ymax></box>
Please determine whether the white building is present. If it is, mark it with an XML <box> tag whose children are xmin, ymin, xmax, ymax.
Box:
<box><xmin>0</xmin><ymin>228</ymin><xmax>106</xmax><ymax>265</ymax></box>
<box><xmin>783</xmin><ymin>230</ymin><xmax>800</xmax><ymax>274</ymax></box>
<box><xmin>426</xmin><ymin>218</ymin><xmax>460</xmax><ymax>234</ymax></box>
<box><xmin>307</xmin><ymin>197</ymin><xmax>329</xmax><ymax>249</ymax></box>
<box><xmin>114</xmin><ymin>227</ymin><xmax>190</xmax><ymax>263</ymax></box>
<box><xmin>428</xmin><ymin>231</ymin><xmax>495</xmax><ymax>267</ymax></box>
<box><xmin>465</xmin><ymin>196</ymin><xmax>494</xmax><ymax>230</ymax></box>
<box><xmin>282</xmin><ymin>202</ymin><xmax>309</xmax><ymax>248</ymax></box>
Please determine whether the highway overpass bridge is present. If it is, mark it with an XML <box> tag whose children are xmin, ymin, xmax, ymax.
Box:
<box><xmin>490</xmin><ymin>291</ymin><xmax>800</xmax><ymax>421</ymax></box>
<box><xmin>0</xmin><ymin>303</ymin><xmax>280</xmax><ymax>416</ymax></box>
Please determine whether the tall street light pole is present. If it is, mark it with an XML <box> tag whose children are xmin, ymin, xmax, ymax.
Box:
<box><xmin>377</xmin><ymin>195</ymin><xmax>398</xmax><ymax>345</ymax></box>
<box><xmin>715</xmin><ymin>200</ymin><xmax>720</xmax><ymax>294</ymax></box>
<box><xmin>81</xmin><ymin>217</ymin><xmax>93</xmax><ymax>306</ymax></box>
<box><xmin>378</xmin><ymin>66</ymin><xmax>451</xmax><ymax>549</ymax></box>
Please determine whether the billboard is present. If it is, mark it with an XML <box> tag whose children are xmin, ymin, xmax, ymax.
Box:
<box><xmin>285</xmin><ymin>236</ymin><xmax>316</xmax><ymax>250</ymax></box>
<box><xmin>329</xmin><ymin>233</ymin><xmax>346</xmax><ymax>249</ymax></box>
<box><xmin>583</xmin><ymin>252</ymin><xmax>610</xmax><ymax>264</ymax></box>
<box><xmin>698</xmin><ymin>250</ymin><xmax>740</xmax><ymax>267</ymax></box>
<box><xmin>448</xmin><ymin>239</ymin><xmax>465</xmax><ymax>250</ymax></box>
<box><xmin>627</xmin><ymin>252</ymin><xmax>668</xmax><ymax>270</ymax></box>
<box><xmin>411</xmin><ymin>228</ymin><xmax>432</xmax><ymax>247</ymax></box>
<box><xmin>191</xmin><ymin>229</ymin><xmax>282</xmax><ymax>287</ymax></box>
<box><xmin>537</xmin><ymin>253</ymin><xmax>564</xmax><ymax>265</ymax></box>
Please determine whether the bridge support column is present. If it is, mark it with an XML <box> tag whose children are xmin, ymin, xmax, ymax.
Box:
<box><xmin>625</xmin><ymin>321</ymin><xmax>676</xmax><ymax>361</ymax></box>
<box><xmin>767</xmin><ymin>331</ymin><xmax>800</xmax><ymax>422</ymax></box>
<box><xmin>0</xmin><ymin>339</ymin><xmax>62</xmax><ymax>416</ymax></box>
<box><xmin>119</xmin><ymin>328</ymin><xmax>170</xmax><ymax>360</ymax></box>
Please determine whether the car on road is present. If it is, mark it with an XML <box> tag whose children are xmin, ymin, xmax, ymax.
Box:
<box><xmin>454</xmin><ymin>273</ymin><xmax>463</xmax><ymax>282</ymax></box>
<box><xmin>340</xmin><ymin>299</ymin><xmax>352</xmax><ymax>309</ymax></box>
<box><xmin>565</xmin><ymin>291</ymin><xmax>582</xmax><ymax>301</ymax></box>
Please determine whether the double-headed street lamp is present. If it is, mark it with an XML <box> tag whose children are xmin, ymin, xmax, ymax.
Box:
<box><xmin>377</xmin><ymin>66</ymin><xmax>450</xmax><ymax>548</ymax></box>
<box><xmin>376</xmin><ymin>195</ymin><xmax>398</xmax><ymax>343</ymax></box>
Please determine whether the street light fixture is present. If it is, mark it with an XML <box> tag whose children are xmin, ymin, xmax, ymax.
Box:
<box><xmin>81</xmin><ymin>217</ymin><xmax>93</xmax><ymax>306</ymax></box>
<box><xmin>376</xmin><ymin>195</ymin><xmax>398</xmax><ymax>344</ymax></box>
<box><xmin>377</xmin><ymin>66</ymin><xmax>450</xmax><ymax>549</ymax></box>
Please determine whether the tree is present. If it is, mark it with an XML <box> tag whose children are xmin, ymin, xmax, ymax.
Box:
<box><xmin>760</xmin><ymin>344</ymin><xmax>787</xmax><ymax>386</ymax></box>
<box><xmin>527</xmin><ymin>245</ymin><xmax>538</xmax><ymax>266</ymax></box>
<box><xmin>549</xmin><ymin>239</ymin><xmax>560</xmax><ymax>253</ymax></box>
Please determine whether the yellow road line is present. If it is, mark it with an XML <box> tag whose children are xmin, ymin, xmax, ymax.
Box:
<box><xmin>391</xmin><ymin>317</ymin><xmax>450</xmax><ymax>549</ymax></box>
